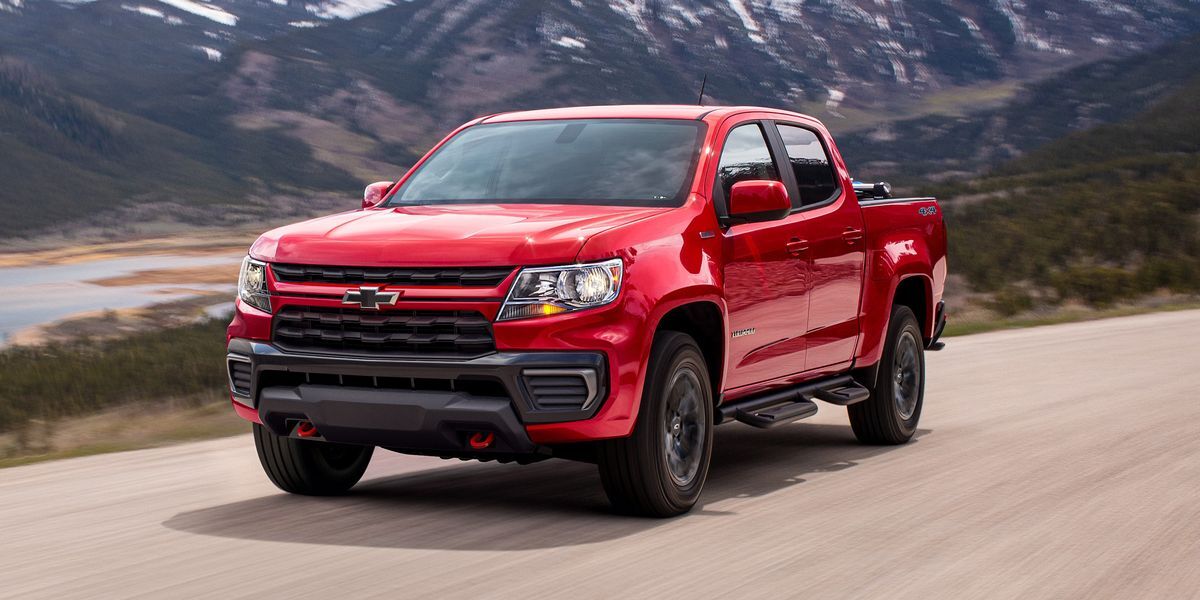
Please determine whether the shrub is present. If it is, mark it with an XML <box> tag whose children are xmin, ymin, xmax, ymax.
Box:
<box><xmin>0</xmin><ymin>319</ymin><xmax>228</xmax><ymax>434</ymax></box>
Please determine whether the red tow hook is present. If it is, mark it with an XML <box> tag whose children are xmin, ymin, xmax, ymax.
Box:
<box><xmin>296</xmin><ymin>421</ymin><xmax>319</xmax><ymax>438</ymax></box>
<box><xmin>468</xmin><ymin>432</ymin><xmax>495</xmax><ymax>450</ymax></box>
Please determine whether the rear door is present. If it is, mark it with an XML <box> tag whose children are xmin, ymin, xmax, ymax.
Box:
<box><xmin>771</xmin><ymin>121</ymin><xmax>866</xmax><ymax>372</ymax></box>
<box><xmin>717</xmin><ymin>120</ymin><xmax>811</xmax><ymax>390</ymax></box>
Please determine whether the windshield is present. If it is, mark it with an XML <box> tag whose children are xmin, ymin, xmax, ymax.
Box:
<box><xmin>386</xmin><ymin>119</ymin><xmax>706</xmax><ymax>208</ymax></box>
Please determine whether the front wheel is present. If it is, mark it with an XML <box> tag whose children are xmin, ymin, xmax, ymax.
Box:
<box><xmin>849</xmin><ymin>305</ymin><xmax>925</xmax><ymax>444</ymax></box>
<box><xmin>253</xmin><ymin>423</ymin><xmax>374</xmax><ymax>495</ymax></box>
<box><xmin>598</xmin><ymin>332</ymin><xmax>714</xmax><ymax>517</ymax></box>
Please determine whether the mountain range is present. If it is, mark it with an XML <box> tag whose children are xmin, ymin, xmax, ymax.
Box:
<box><xmin>2</xmin><ymin>0</ymin><xmax>1200</xmax><ymax>238</ymax></box>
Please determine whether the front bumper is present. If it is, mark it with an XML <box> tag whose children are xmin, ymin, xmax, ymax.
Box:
<box><xmin>227</xmin><ymin>338</ymin><xmax>607</xmax><ymax>455</ymax></box>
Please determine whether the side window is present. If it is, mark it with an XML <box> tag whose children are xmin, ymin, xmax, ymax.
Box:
<box><xmin>716</xmin><ymin>124</ymin><xmax>780</xmax><ymax>200</ymax></box>
<box><xmin>777</xmin><ymin>124</ymin><xmax>839</xmax><ymax>206</ymax></box>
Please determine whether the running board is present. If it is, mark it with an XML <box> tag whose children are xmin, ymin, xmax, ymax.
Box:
<box><xmin>719</xmin><ymin>374</ymin><xmax>863</xmax><ymax>429</ymax></box>
<box><xmin>813</xmin><ymin>383</ymin><xmax>870</xmax><ymax>406</ymax></box>
<box><xmin>735</xmin><ymin>399</ymin><xmax>818</xmax><ymax>428</ymax></box>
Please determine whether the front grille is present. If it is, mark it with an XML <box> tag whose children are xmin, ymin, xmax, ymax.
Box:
<box><xmin>273</xmin><ymin>306</ymin><xmax>495</xmax><ymax>357</ymax></box>
<box><xmin>522</xmin><ymin>369</ymin><xmax>596</xmax><ymax>410</ymax></box>
<box><xmin>228</xmin><ymin>359</ymin><xmax>252</xmax><ymax>396</ymax></box>
<box><xmin>272</xmin><ymin>264</ymin><xmax>512</xmax><ymax>287</ymax></box>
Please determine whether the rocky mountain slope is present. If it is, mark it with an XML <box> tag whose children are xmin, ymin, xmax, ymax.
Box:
<box><xmin>839</xmin><ymin>33</ymin><xmax>1200</xmax><ymax>183</ymax></box>
<box><xmin>2</xmin><ymin>0</ymin><xmax>1200</xmax><ymax>238</ymax></box>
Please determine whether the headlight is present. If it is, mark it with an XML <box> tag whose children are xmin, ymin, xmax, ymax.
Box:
<box><xmin>497</xmin><ymin>258</ymin><xmax>622</xmax><ymax>321</ymax></box>
<box><xmin>238</xmin><ymin>256</ymin><xmax>271</xmax><ymax>313</ymax></box>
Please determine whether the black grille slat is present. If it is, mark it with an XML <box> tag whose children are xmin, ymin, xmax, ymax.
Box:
<box><xmin>272</xmin><ymin>264</ymin><xmax>512</xmax><ymax>287</ymax></box>
<box><xmin>228</xmin><ymin>361</ymin><xmax>252</xmax><ymax>395</ymax></box>
<box><xmin>535</xmin><ymin>396</ymin><xmax>589</xmax><ymax>406</ymax></box>
<box><xmin>523</xmin><ymin>372</ymin><xmax>591</xmax><ymax>410</ymax></box>
<box><xmin>530</xmin><ymin>385</ymin><xmax>589</xmax><ymax>395</ymax></box>
<box><xmin>272</xmin><ymin>306</ymin><xmax>495</xmax><ymax>357</ymax></box>
<box><xmin>526</xmin><ymin>376</ymin><xmax>583</xmax><ymax>387</ymax></box>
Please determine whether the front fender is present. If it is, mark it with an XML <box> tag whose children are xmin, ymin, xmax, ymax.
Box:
<box><xmin>531</xmin><ymin>196</ymin><xmax>725</xmax><ymax>440</ymax></box>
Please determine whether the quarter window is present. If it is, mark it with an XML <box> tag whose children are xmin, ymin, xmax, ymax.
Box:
<box><xmin>777</xmin><ymin>124</ymin><xmax>839</xmax><ymax>206</ymax></box>
<box><xmin>716</xmin><ymin>124</ymin><xmax>780</xmax><ymax>200</ymax></box>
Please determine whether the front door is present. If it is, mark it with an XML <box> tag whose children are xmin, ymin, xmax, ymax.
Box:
<box><xmin>719</xmin><ymin>121</ymin><xmax>811</xmax><ymax>389</ymax></box>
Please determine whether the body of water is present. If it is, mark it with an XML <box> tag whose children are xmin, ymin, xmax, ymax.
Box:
<box><xmin>0</xmin><ymin>254</ymin><xmax>240</xmax><ymax>345</ymax></box>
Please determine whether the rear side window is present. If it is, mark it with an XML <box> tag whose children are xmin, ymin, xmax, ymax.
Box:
<box><xmin>716</xmin><ymin>124</ymin><xmax>780</xmax><ymax>200</ymax></box>
<box><xmin>777</xmin><ymin>124</ymin><xmax>839</xmax><ymax>206</ymax></box>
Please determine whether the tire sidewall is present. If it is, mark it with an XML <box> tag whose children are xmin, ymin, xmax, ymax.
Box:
<box><xmin>299</xmin><ymin>440</ymin><xmax>374</xmax><ymax>483</ymax></box>
<box><xmin>641</xmin><ymin>335</ymin><xmax>714</xmax><ymax>510</ymax></box>
<box><xmin>882</xmin><ymin>308</ymin><xmax>924</xmax><ymax>437</ymax></box>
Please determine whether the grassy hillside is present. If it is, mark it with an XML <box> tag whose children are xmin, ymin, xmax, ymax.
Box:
<box><xmin>0</xmin><ymin>318</ymin><xmax>228</xmax><ymax>435</ymax></box>
<box><xmin>0</xmin><ymin>60</ymin><xmax>354</xmax><ymax>238</ymax></box>
<box><xmin>941</xmin><ymin>75</ymin><xmax>1200</xmax><ymax>312</ymax></box>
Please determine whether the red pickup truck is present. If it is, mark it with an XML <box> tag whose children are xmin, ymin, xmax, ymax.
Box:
<box><xmin>226</xmin><ymin>105</ymin><xmax>947</xmax><ymax>516</ymax></box>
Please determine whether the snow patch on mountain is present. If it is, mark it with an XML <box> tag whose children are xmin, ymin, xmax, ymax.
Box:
<box><xmin>552</xmin><ymin>35</ymin><xmax>586</xmax><ymax>49</ymax></box>
<box><xmin>726</xmin><ymin>0</ymin><xmax>761</xmax><ymax>39</ymax></box>
<box><xmin>304</xmin><ymin>0</ymin><xmax>395</xmax><ymax>20</ymax></box>
<box><xmin>193</xmin><ymin>45</ymin><xmax>222</xmax><ymax>61</ymax></box>
<box><xmin>156</xmin><ymin>0</ymin><xmax>237</xmax><ymax>26</ymax></box>
<box><xmin>123</xmin><ymin>4</ymin><xmax>163</xmax><ymax>18</ymax></box>
<box><xmin>120</xmin><ymin>4</ymin><xmax>183</xmax><ymax>24</ymax></box>
<box><xmin>609</xmin><ymin>0</ymin><xmax>654</xmax><ymax>39</ymax></box>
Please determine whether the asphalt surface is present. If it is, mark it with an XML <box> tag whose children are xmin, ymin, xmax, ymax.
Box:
<box><xmin>4</xmin><ymin>310</ymin><xmax>1200</xmax><ymax>599</ymax></box>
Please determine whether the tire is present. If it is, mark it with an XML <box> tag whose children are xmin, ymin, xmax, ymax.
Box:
<box><xmin>598</xmin><ymin>331</ymin><xmax>714</xmax><ymax>517</ymax></box>
<box><xmin>253</xmin><ymin>423</ymin><xmax>374</xmax><ymax>495</ymax></box>
<box><xmin>849</xmin><ymin>305</ymin><xmax>925</xmax><ymax>445</ymax></box>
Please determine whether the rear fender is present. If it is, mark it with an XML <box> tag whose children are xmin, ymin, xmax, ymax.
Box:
<box><xmin>857</xmin><ymin>233</ymin><xmax>935</xmax><ymax>367</ymax></box>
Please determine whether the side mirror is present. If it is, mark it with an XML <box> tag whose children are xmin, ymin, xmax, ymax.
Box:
<box><xmin>728</xmin><ymin>180</ymin><xmax>791</xmax><ymax>224</ymax></box>
<box><xmin>363</xmin><ymin>181</ymin><xmax>393</xmax><ymax>209</ymax></box>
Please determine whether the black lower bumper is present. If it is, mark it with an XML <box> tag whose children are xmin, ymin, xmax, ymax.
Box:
<box><xmin>226</xmin><ymin>339</ymin><xmax>606</xmax><ymax>456</ymax></box>
<box><xmin>258</xmin><ymin>385</ymin><xmax>539</xmax><ymax>454</ymax></box>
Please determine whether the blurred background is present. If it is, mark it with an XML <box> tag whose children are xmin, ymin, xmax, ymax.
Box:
<box><xmin>2</xmin><ymin>0</ymin><xmax>1198</xmax><ymax>464</ymax></box>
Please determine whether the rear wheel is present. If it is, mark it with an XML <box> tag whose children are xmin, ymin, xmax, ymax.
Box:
<box><xmin>849</xmin><ymin>305</ymin><xmax>925</xmax><ymax>444</ymax></box>
<box><xmin>598</xmin><ymin>332</ymin><xmax>713</xmax><ymax>517</ymax></box>
<box><xmin>253</xmin><ymin>423</ymin><xmax>374</xmax><ymax>495</ymax></box>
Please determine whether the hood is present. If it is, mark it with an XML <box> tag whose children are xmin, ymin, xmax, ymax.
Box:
<box><xmin>250</xmin><ymin>203</ymin><xmax>669</xmax><ymax>267</ymax></box>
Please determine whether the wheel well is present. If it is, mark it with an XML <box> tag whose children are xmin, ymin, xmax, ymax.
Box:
<box><xmin>893</xmin><ymin>277</ymin><xmax>929</xmax><ymax>338</ymax></box>
<box><xmin>657</xmin><ymin>302</ymin><xmax>724</xmax><ymax>400</ymax></box>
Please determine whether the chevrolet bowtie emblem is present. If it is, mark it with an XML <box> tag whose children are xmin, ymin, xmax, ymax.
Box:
<box><xmin>342</xmin><ymin>286</ymin><xmax>400</xmax><ymax>310</ymax></box>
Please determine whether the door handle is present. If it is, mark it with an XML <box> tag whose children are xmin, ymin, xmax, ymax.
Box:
<box><xmin>786</xmin><ymin>238</ymin><xmax>809</xmax><ymax>256</ymax></box>
<box><xmin>842</xmin><ymin>227</ymin><xmax>864</xmax><ymax>245</ymax></box>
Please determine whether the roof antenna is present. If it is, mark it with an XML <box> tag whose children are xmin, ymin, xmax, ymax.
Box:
<box><xmin>697</xmin><ymin>74</ymin><xmax>708</xmax><ymax>105</ymax></box>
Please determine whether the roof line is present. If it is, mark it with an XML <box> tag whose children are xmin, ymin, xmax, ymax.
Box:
<box><xmin>477</xmin><ymin>111</ymin><xmax>511</xmax><ymax>124</ymax></box>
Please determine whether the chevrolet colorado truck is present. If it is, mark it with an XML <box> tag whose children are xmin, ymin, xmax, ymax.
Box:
<box><xmin>227</xmin><ymin>105</ymin><xmax>947</xmax><ymax>517</ymax></box>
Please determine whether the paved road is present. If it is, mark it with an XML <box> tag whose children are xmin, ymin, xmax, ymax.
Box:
<box><xmin>4</xmin><ymin>311</ymin><xmax>1200</xmax><ymax>599</ymax></box>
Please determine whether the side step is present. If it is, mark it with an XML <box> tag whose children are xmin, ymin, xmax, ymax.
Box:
<box><xmin>719</xmin><ymin>374</ymin><xmax>869</xmax><ymax>429</ymax></box>
<box><xmin>814</xmin><ymin>383</ymin><xmax>870</xmax><ymax>406</ymax></box>
<box><xmin>735</xmin><ymin>399</ymin><xmax>818</xmax><ymax>429</ymax></box>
